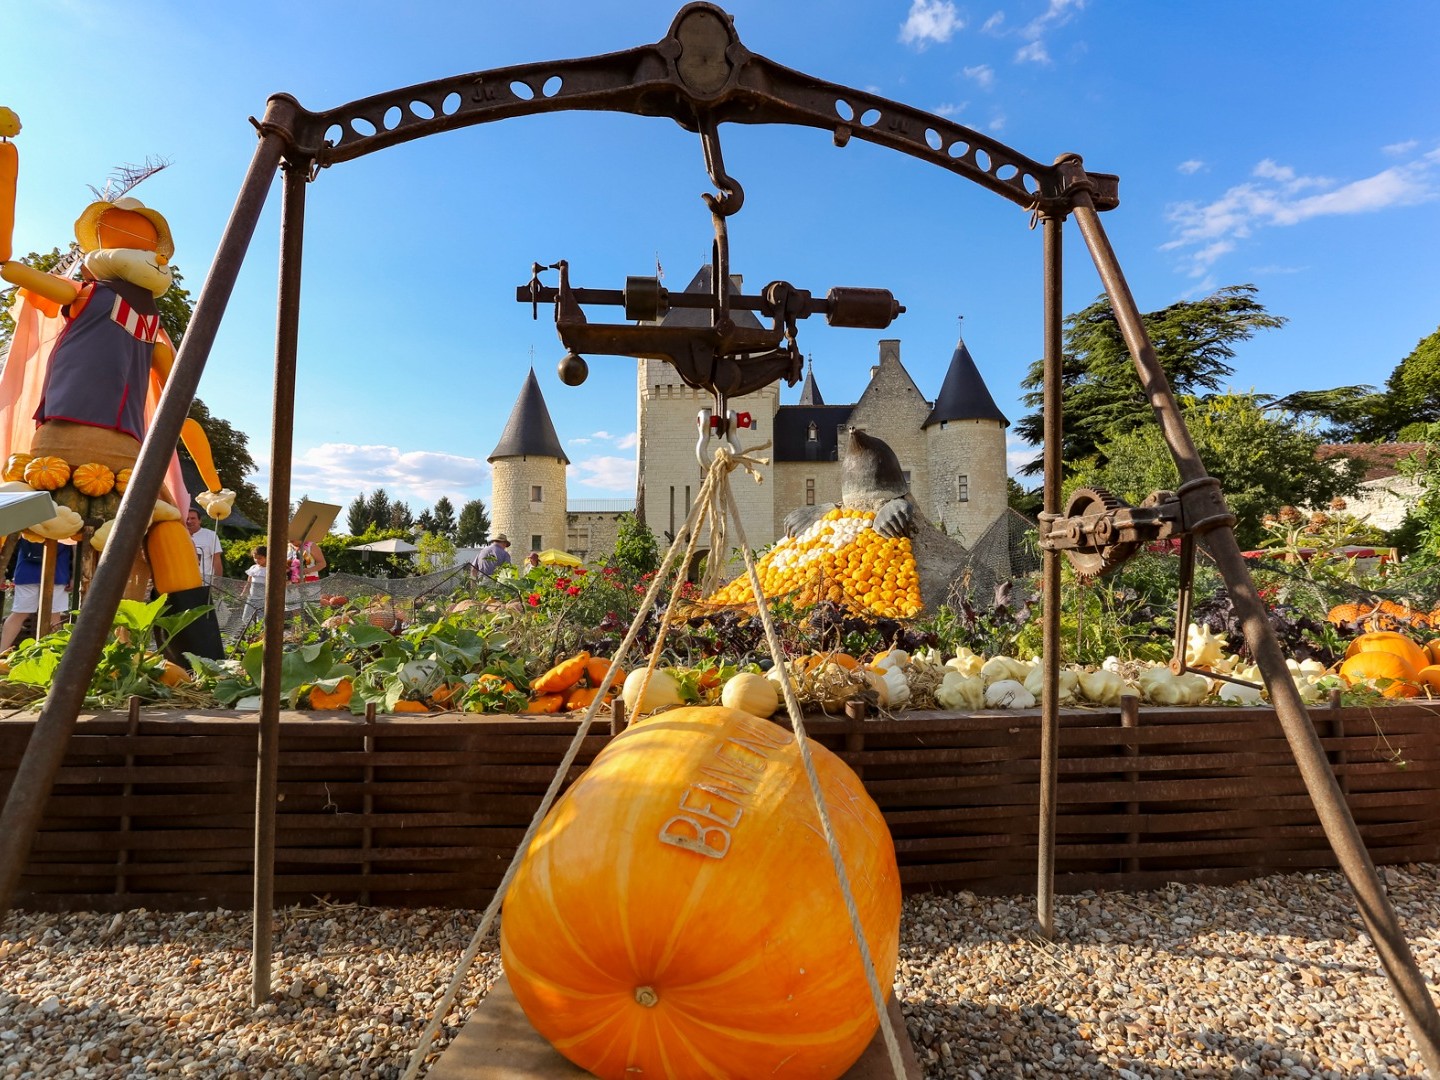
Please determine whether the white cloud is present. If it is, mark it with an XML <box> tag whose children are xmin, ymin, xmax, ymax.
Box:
<box><xmin>989</xmin><ymin>114</ymin><xmax>1007</xmax><ymax>132</ymax></box>
<box><xmin>569</xmin><ymin>455</ymin><xmax>636</xmax><ymax>493</ymax></box>
<box><xmin>933</xmin><ymin>101</ymin><xmax>967</xmax><ymax>118</ymax></box>
<box><xmin>899</xmin><ymin>0</ymin><xmax>964</xmax><ymax>49</ymax></box>
<box><xmin>589</xmin><ymin>430</ymin><xmax>613</xmax><ymax>441</ymax></box>
<box><xmin>1005</xmin><ymin>433</ymin><xmax>1039</xmax><ymax>477</ymax></box>
<box><xmin>1177</xmin><ymin>159</ymin><xmax>1205</xmax><ymax>175</ymax></box>
<box><xmin>1383</xmin><ymin>139</ymin><xmax>1418</xmax><ymax>156</ymax></box>
<box><xmin>615</xmin><ymin>431</ymin><xmax>638</xmax><ymax>450</ymax></box>
<box><xmin>1015</xmin><ymin>40</ymin><xmax>1049</xmax><ymax>64</ymax></box>
<box><xmin>963</xmin><ymin>64</ymin><xmax>995</xmax><ymax>89</ymax></box>
<box><xmin>1163</xmin><ymin>151</ymin><xmax>1439</xmax><ymax>278</ymax></box>
<box><xmin>1022</xmin><ymin>0</ymin><xmax>1085</xmax><ymax>38</ymax></box>
<box><xmin>258</xmin><ymin>443</ymin><xmax>489</xmax><ymax>509</ymax></box>
<box><xmin>981</xmin><ymin>11</ymin><xmax>1005</xmax><ymax>32</ymax></box>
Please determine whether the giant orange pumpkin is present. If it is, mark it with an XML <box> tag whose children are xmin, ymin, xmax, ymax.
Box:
<box><xmin>1338</xmin><ymin>652</ymin><xmax>1420</xmax><ymax>698</ymax></box>
<box><xmin>500</xmin><ymin>705</ymin><xmax>901</xmax><ymax>1080</ymax></box>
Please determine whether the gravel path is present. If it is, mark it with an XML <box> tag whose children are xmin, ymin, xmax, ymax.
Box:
<box><xmin>2</xmin><ymin>864</ymin><xmax>1436</xmax><ymax>1079</ymax></box>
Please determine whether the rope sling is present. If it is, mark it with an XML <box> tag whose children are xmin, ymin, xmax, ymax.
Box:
<box><xmin>403</xmin><ymin>440</ymin><xmax>908</xmax><ymax>1080</ymax></box>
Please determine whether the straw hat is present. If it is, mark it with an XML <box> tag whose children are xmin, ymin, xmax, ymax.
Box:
<box><xmin>74</xmin><ymin>196</ymin><xmax>174</xmax><ymax>258</ymax></box>
<box><xmin>493</xmin><ymin>533</ymin><xmax>511</xmax><ymax>545</ymax></box>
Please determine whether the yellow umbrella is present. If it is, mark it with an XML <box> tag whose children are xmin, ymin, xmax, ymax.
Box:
<box><xmin>537</xmin><ymin>548</ymin><xmax>583</xmax><ymax>568</ymax></box>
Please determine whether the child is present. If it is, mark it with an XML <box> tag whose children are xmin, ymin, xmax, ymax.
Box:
<box><xmin>243</xmin><ymin>546</ymin><xmax>268</xmax><ymax>622</ymax></box>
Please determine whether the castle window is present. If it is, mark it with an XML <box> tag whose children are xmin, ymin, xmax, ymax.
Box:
<box><xmin>531</xmin><ymin>534</ymin><xmax>542</xmax><ymax>550</ymax></box>
<box><xmin>685</xmin><ymin>485</ymin><xmax>692</xmax><ymax>516</ymax></box>
<box><xmin>902</xmin><ymin>470</ymin><xmax>911</xmax><ymax>487</ymax></box>
<box><xmin>530</xmin><ymin>485</ymin><xmax>543</xmax><ymax>502</ymax></box>
<box><xmin>957</xmin><ymin>474</ymin><xmax>969</xmax><ymax>502</ymax></box>
<box><xmin>807</xmin><ymin>422</ymin><xmax>817</xmax><ymax>442</ymax></box>
<box><xmin>940</xmin><ymin>421</ymin><xmax>947</xmax><ymax>430</ymax></box>
<box><xmin>806</xmin><ymin>478</ymin><xmax>815</xmax><ymax>505</ymax></box>
<box><xmin>669</xmin><ymin>487</ymin><xmax>676</xmax><ymax>537</ymax></box>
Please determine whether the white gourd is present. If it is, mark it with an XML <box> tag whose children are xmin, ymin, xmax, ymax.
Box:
<box><xmin>1023</xmin><ymin>665</ymin><xmax>1080</xmax><ymax>705</ymax></box>
<box><xmin>935</xmin><ymin>671</ymin><xmax>985</xmax><ymax>711</ymax></box>
<box><xmin>720</xmin><ymin>672</ymin><xmax>780</xmax><ymax>718</ymax></box>
<box><xmin>1078</xmin><ymin>668</ymin><xmax>1127</xmax><ymax>706</ymax></box>
<box><xmin>984</xmin><ymin>679</ymin><xmax>1036</xmax><ymax>709</ymax></box>
<box><xmin>621</xmin><ymin>667</ymin><xmax>682</xmax><ymax>716</ymax></box>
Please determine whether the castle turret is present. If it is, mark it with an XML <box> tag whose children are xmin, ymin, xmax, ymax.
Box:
<box><xmin>489</xmin><ymin>369</ymin><xmax>569</xmax><ymax>555</ymax></box>
<box><xmin>922</xmin><ymin>332</ymin><xmax>1009</xmax><ymax>545</ymax></box>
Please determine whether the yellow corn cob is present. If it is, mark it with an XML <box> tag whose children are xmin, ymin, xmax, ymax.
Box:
<box><xmin>706</xmin><ymin>508</ymin><xmax>922</xmax><ymax>619</ymax></box>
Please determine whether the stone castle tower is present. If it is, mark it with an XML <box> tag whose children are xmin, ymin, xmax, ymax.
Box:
<box><xmin>488</xmin><ymin>369</ymin><xmax>569</xmax><ymax>554</ymax></box>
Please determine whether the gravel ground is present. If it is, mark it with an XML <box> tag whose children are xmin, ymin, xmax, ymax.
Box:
<box><xmin>1</xmin><ymin>864</ymin><xmax>1436</xmax><ymax>1079</ymax></box>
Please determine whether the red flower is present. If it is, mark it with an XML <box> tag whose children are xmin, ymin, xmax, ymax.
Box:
<box><xmin>567</xmin><ymin>586</ymin><xmax>581</xmax><ymax>597</ymax></box>
<box><xmin>527</xmin><ymin>593</ymin><xmax>541</xmax><ymax>607</ymax></box>
<box><xmin>554</xmin><ymin>577</ymin><xmax>571</xmax><ymax>590</ymax></box>
<box><xmin>602</xmin><ymin>566</ymin><xmax>618</xmax><ymax>578</ymax></box>
<box><xmin>573</xmin><ymin>568</ymin><xmax>587</xmax><ymax>576</ymax></box>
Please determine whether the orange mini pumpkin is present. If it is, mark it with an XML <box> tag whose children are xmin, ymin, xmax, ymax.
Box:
<box><xmin>71</xmin><ymin>462</ymin><xmax>116</xmax><ymax>497</ymax></box>
<box><xmin>1414</xmin><ymin>665</ymin><xmax>1440</xmax><ymax>694</ymax></box>
<box><xmin>2</xmin><ymin>452</ymin><xmax>31</xmax><ymax>483</ymax></box>
<box><xmin>524</xmin><ymin>693</ymin><xmax>567</xmax><ymax>715</ymax></box>
<box><xmin>1338</xmin><ymin>652</ymin><xmax>1419</xmax><ymax>699</ymax></box>
<box><xmin>390</xmin><ymin>699</ymin><xmax>431</xmax><ymax>713</ymax></box>
<box><xmin>310</xmin><ymin>679</ymin><xmax>354</xmax><ymax>711</ymax></box>
<box><xmin>501</xmin><ymin>706</ymin><xmax>901</xmax><ymax>1080</ymax></box>
<box><xmin>1343</xmin><ymin>631</ymin><xmax>1429</xmax><ymax>677</ymax></box>
<box><xmin>114</xmin><ymin>468</ymin><xmax>131</xmax><ymax>493</ymax></box>
<box><xmin>563</xmin><ymin>685</ymin><xmax>608</xmax><ymax>712</ymax></box>
<box><xmin>533</xmin><ymin>651</ymin><xmax>590</xmax><ymax>694</ymax></box>
<box><xmin>583</xmin><ymin>656</ymin><xmax>625</xmax><ymax>691</ymax></box>
<box><xmin>23</xmin><ymin>455</ymin><xmax>70</xmax><ymax>490</ymax></box>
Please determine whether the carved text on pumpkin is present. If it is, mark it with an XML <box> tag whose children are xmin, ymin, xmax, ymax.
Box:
<box><xmin>657</xmin><ymin>719</ymin><xmax>792</xmax><ymax>860</ymax></box>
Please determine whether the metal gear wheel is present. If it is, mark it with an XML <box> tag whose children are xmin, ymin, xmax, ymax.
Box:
<box><xmin>1063</xmin><ymin>486</ymin><xmax>1141</xmax><ymax>581</ymax></box>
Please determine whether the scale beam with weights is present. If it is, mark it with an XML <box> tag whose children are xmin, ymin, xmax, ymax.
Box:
<box><xmin>0</xmin><ymin>3</ymin><xmax>1435</xmax><ymax>1075</ymax></box>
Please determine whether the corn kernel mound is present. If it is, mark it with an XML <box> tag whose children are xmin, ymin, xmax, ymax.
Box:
<box><xmin>706</xmin><ymin>508</ymin><xmax>922</xmax><ymax>619</ymax></box>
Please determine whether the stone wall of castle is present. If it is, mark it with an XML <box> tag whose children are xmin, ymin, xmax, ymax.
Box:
<box><xmin>491</xmin><ymin>456</ymin><xmax>567</xmax><ymax>555</ymax></box>
<box><xmin>566</xmin><ymin>511</ymin><xmax>627</xmax><ymax>561</ymax></box>
<box><xmin>635</xmin><ymin>360</ymin><xmax>779</xmax><ymax>548</ymax></box>
<box><xmin>772</xmin><ymin>462</ymin><xmax>844</xmax><ymax>537</ymax></box>
<box><xmin>847</xmin><ymin>340</ymin><xmax>935</xmax><ymax>513</ymax></box>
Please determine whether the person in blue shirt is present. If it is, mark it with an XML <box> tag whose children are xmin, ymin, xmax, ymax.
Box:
<box><xmin>470</xmin><ymin>533</ymin><xmax>512</xmax><ymax>580</ymax></box>
<box><xmin>1</xmin><ymin>538</ymin><xmax>74</xmax><ymax>652</ymax></box>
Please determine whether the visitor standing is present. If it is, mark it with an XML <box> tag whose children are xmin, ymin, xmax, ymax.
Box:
<box><xmin>243</xmin><ymin>546</ymin><xmax>268</xmax><ymax>622</ymax></box>
<box><xmin>0</xmin><ymin>538</ymin><xmax>74</xmax><ymax>652</ymax></box>
<box><xmin>186</xmin><ymin>508</ymin><xmax>223</xmax><ymax>585</ymax></box>
<box><xmin>471</xmin><ymin>533</ymin><xmax>512</xmax><ymax>579</ymax></box>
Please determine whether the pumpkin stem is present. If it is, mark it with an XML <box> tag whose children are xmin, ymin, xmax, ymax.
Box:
<box><xmin>633</xmin><ymin>986</ymin><xmax>659</xmax><ymax>1008</ymax></box>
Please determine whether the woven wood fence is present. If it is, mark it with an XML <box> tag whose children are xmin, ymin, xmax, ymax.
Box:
<box><xmin>3</xmin><ymin>700</ymin><xmax>1438</xmax><ymax>912</ymax></box>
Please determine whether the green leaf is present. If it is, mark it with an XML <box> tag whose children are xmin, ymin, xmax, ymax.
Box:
<box><xmin>112</xmin><ymin>595</ymin><xmax>169</xmax><ymax>634</ymax></box>
<box><xmin>8</xmin><ymin>649</ymin><xmax>62</xmax><ymax>686</ymax></box>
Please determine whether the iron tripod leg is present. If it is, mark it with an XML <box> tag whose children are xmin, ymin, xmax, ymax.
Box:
<box><xmin>1066</xmin><ymin>181</ymin><xmax>1440</xmax><ymax>1076</ymax></box>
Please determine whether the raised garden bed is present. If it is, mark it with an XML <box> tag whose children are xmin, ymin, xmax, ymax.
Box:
<box><xmin>3</xmin><ymin>700</ymin><xmax>1438</xmax><ymax>912</ymax></box>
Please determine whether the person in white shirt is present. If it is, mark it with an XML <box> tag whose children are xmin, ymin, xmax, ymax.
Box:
<box><xmin>185</xmin><ymin>508</ymin><xmax>223</xmax><ymax>585</ymax></box>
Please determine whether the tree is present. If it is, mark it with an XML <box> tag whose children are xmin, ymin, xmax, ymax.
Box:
<box><xmin>1016</xmin><ymin>285</ymin><xmax>1287</xmax><ymax>476</ymax></box>
<box><xmin>431</xmin><ymin>496</ymin><xmax>457</xmax><ymax>539</ymax></box>
<box><xmin>1073</xmin><ymin>392</ymin><xmax>1367</xmax><ymax>548</ymax></box>
<box><xmin>365</xmin><ymin>489</ymin><xmax>393</xmax><ymax>532</ymax></box>
<box><xmin>388</xmin><ymin>501</ymin><xmax>413</xmax><ymax>531</ymax></box>
<box><xmin>414</xmin><ymin>509</ymin><xmax>436</xmax><ymax>536</ymax></box>
<box><xmin>456</xmin><ymin>499</ymin><xmax>491</xmax><ymax>547</ymax></box>
<box><xmin>1006</xmin><ymin>477</ymin><xmax>1042</xmax><ymax>521</ymax></box>
<box><xmin>611</xmin><ymin>512</ymin><xmax>659</xmax><ymax>581</ymax></box>
<box><xmin>345</xmin><ymin>493</ymin><xmax>370</xmax><ymax>535</ymax></box>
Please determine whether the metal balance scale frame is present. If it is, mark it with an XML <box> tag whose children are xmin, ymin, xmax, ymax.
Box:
<box><xmin>0</xmin><ymin>4</ymin><xmax>1435</xmax><ymax>1071</ymax></box>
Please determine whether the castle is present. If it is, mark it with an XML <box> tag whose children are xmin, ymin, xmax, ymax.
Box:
<box><xmin>488</xmin><ymin>266</ymin><xmax>1010</xmax><ymax>561</ymax></box>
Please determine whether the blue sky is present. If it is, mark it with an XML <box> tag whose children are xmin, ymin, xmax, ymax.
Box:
<box><xmin>7</xmin><ymin>1</ymin><xmax>1437</xmax><ymax>525</ymax></box>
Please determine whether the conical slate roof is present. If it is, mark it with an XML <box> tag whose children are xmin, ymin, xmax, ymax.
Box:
<box><xmin>922</xmin><ymin>336</ymin><xmax>1009</xmax><ymax>428</ymax></box>
<box><xmin>488</xmin><ymin>369</ymin><xmax>570</xmax><ymax>464</ymax></box>
<box><xmin>798</xmin><ymin>360</ymin><xmax>825</xmax><ymax>405</ymax></box>
<box><xmin>658</xmin><ymin>264</ymin><xmax>764</xmax><ymax>330</ymax></box>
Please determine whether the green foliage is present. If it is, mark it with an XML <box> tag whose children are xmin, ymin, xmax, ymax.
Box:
<box><xmin>455</xmin><ymin>499</ymin><xmax>491</xmax><ymax>547</ymax></box>
<box><xmin>1016</xmin><ymin>285</ymin><xmax>1286</xmax><ymax>475</ymax></box>
<box><xmin>1393</xmin><ymin>424</ymin><xmax>1440</xmax><ymax>565</ymax></box>
<box><xmin>1072</xmin><ymin>392</ymin><xmax>1365</xmax><ymax>548</ymax></box>
<box><xmin>431</xmin><ymin>496</ymin><xmax>457</xmax><ymax>539</ymax></box>
<box><xmin>1006</xmin><ymin>477</ymin><xmax>1042</xmax><ymax>520</ymax></box>
<box><xmin>611</xmin><ymin>512</ymin><xmax>660</xmax><ymax>581</ymax></box>
<box><xmin>7</xmin><ymin>594</ymin><xmax>211</xmax><ymax>707</ymax></box>
<box><xmin>415</xmin><ymin>530</ymin><xmax>457</xmax><ymax>574</ymax></box>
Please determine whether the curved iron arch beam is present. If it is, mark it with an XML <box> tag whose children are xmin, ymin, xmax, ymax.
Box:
<box><xmin>281</xmin><ymin>3</ymin><xmax>1115</xmax><ymax>215</ymax></box>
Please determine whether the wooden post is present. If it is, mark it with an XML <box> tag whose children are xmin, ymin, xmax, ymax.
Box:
<box><xmin>116</xmin><ymin>695</ymin><xmax>142</xmax><ymax>896</ymax></box>
<box><xmin>1329</xmin><ymin>687</ymin><xmax>1350</xmax><ymax>797</ymax></box>
<box><xmin>609</xmin><ymin>697</ymin><xmax>627</xmax><ymax>737</ymax></box>
<box><xmin>1120</xmin><ymin>694</ymin><xmax>1141</xmax><ymax>875</ymax></box>
<box><xmin>361</xmin><ymin>701</ymin><xmax>376</xmax><ymax>906</ymax></box>
<box><xmin>844</xmin><ymin>698</ymin><xmax>867</xmax><ymax>780</ymax></box>
<box><xmin>36</xmin><ymin>538</ymin><xmax>57</xmax><ymax>636</ymax></box>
